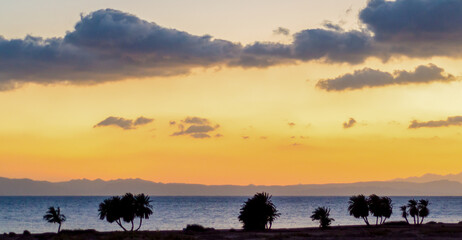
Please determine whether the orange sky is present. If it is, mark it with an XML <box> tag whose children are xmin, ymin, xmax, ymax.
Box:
<box><xmin>1</xmin><ymin>0</ymin><xmax>462</xmax><ymax>185</ymax></box>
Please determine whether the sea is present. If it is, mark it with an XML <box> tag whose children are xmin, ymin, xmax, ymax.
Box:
<box><xmin>0</xmin><ymin>196</ymin><xmax>461</xmax><ymax>233</ymax></box>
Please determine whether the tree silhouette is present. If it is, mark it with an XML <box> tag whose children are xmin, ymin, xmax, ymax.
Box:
<box><xmin>43</xmin><ymin>207</ymin><xmax>66</xmax><ymax>233</ymax></box>
<box><xmin>134</xmin><ymin>193</ymin><xmax>153</xmax><ymax>231</ymax></box>
<box><xmin>407</xmin><ymin>199</ymin><xmax>419</xmax><ymax>225</ymax></box>
<box><xmin>238</xmin><ymin>192</ymin><xmax>280</xmax><ymax>230</ymax></box>
<box><xmin>310</xmin><ymin>207</ymin><xmax>334</xmax><ymax>229</ymax></box>
<box><xmin>378</xmin><ymin>197</ymin><xmax>393</xmax><ymax>224</ymax></box>
<box><xmin>418</xmin><ymin>199</ymin><xmax>430</xmax><ymax>224</ymax></box>
<box><xmin>348</xmin><ymin>195</ymin><xmax>370</xmax><ymax>226</ymax></box>
<box><xmin>98</xmin><ymin>193</ymin><xmax>153</xmax><ymax>231</ymax></box>
<box><xmin>367</xmin><ymin>194</ymin><xmax>381</xmax><ymax>225</ymax></box>
<box><xmin>400</xmin><ymin>205</ymin><xmax>409</xmax><ymax>224</ymax></box>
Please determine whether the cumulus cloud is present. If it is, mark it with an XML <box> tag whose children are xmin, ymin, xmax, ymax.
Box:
<box><xmin>409</xmin><ymin>116</ymin><xmax>462</xmax><ymax>129</ymax></box>
<box><xmin>273</xmin><ymin>27</ymin><xmax>290</xmax><ymax>36</ymax></box>
<box><xmin>94</xmin><ymin>116</ymin><xmax>153</xmax><ymax>130</ymax></box>
<box><xmin>343</xmin><ymin>118</ymin><xmax>357</xmax><ymax>129</ymax></box>
<box><xmin>171</xmin><ymin>116</ymin><xmax>220</xmax><ymax>138</ymax></box>
<box><xmin>2</xmin><ymin>1</ymin><xmax>462</xmax><ymax>91</ymax></box>
<box><xmin>0</xmin><ymin>9</ymin><xmax>242</xmax><ymax>90</ymax></box>
<box><xmin>317</xmin><ymin>64</ymin><xmax>456</xmax><ymax>91</ymax></box>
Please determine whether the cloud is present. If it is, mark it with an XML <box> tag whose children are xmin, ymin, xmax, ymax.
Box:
<box><xmin>409</xmin><ymin>116</ymin><xmax>462</xmax><ymax>129</ymax></box>
<box><xmin>169</xmin><ymin>121</ymin><xmax>176</xmax><ymax>126</ymax></box>
<box><xmin>288</xmin><ymin>122</ymin><xmax>296</xmax><ymax>127</ymax></box>
<box><xmin>2</xmin><ymin>2</ymin><xmax>462</xmax><ymax>91</ymax></box>
<box><xmin>343</xmin><ymin>118</ymin><xmax>357</xmax><ymax>129</ymax></box>
<box><xmin>134</xmin><ymin>116</ymin><xmax>154</xmax><ymax>126</ymax></box>
<box><xmin>0</xmin><ymin>9</ymin><xmax>242</xmax><ymax>91</ymax></box>
<box><xmin>359</xmin><ymin>0</ymin><xmax>462</xmax><ymax>58</ymax></box>
<box><xmin>182</xmin><ymin>117</ymin><xmax>210</xmax><ymax>125</ymax></box>
<box><xmin>171</xmin><ymin>116</ymin><xmax>220</xmax><ymax>138</ymax></box>
<box><xmin>94</xmin><ymin>116</ymin><xmax>153</xmax><ymax>130</ymax></box>
<box><xmin>242</xmin><ymin>136</ymin><xmax>250</xmax><ymax>139</ymax></box>
<box><xmin>94</xmin><ymin>117</ymin><xmax>134</xmax><ymax>130</ymax></box>
<box><xmin>273</xmin><ymin>27</ymin><xmax>290</xmax><ymax>36</ymax></box>
<box><xmin>317</xmin><ymin>64</ymin><xmax>456</xmax><ymax>91</ymax></box>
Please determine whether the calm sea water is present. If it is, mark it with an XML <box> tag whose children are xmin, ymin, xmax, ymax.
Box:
<box><xmin>1</xmin><ymin>196</ymin><xmax>461</xmax><ymax>233</ymax></box>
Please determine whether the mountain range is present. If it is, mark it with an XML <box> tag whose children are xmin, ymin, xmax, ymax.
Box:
<box><xmin>1</xmin><ymin>172</ymin><xmax>462</xmax><ymax>196</ymax></box>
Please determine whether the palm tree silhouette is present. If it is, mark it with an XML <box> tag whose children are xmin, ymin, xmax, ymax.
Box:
<box><xmin>379</xmin><ymin>197</ymin><xmax>393</xmax><ymax>224</ymax></box>
<box><xmin>99</xmin><ymin>193</ymin><xmax>153</xmax><ymax>231</ymax></box>
<box><xmin>400</xmin><ymin>205</ymin><xmax>409</xmax><ymax>224</ymax></box>
<box><xmin>310</xmin><ymin>207</ymin><xmax>334</xmax><ymax>229</ymax></box>
<box><xmin>238</xmin><ymin>192</ymin><xmax>280</xmax><ymax>230</ymax></box>
<box><xmin>418</xmin><ymin>199</ymin><xmax>430</xmax><ymax>224</ymax></box>
<box><xmin>348</xmin><ymin>195</ymin><xmax>370</xmax><ymax>226</ymax></box>
<box><xmin>367</xmin><ymin>194</ymin><xmax>381</xmax><ymax>225</ymax></box>
<box><xmin>407</xmin><ymin>199</ymin><xmax>419</xmax><ymax>225</ymax></box>
<box><xmin>43</xmin><ymin>207</ymin><xmax>66</xmax><ymax>233</ymax></box>
<box><xmin>134</xmin><ymin>193</ymin><xmax>153</xmax><ymax>231</ymax></box>
<box><xmin>98</xmin><ymin>196</ymin><xmax>128</xmax><ymax>231</ymax></box>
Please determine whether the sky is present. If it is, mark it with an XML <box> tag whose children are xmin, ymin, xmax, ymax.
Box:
<box><xmin>1</xmin><ymin>0</ymin><xmax>462</xmax><ymax>185</ymax></box>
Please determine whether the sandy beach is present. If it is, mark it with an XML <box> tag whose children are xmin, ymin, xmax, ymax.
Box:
<box><xmin>2</xmin><ymin>223</ymin><xmax>462</xmax><ymax>240</ymax></box>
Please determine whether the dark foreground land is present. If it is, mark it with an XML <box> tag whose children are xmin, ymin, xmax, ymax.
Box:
<box><xmin>3</xmin><ymin>224</ymin><xmax>462</xmax><ymax>240</ymax></box>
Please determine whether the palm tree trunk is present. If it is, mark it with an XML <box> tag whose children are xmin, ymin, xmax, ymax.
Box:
<box><xmin>116</xmin><ymin>219</ymin><xmax>128</xmax><ymax>231</ymax></box>
<box><xmin>362</xmin><ymin>216</ymin><xmax>370</xmax><ymax>226</ymax></box>
<box><xmin>130</xmin><ymin>220</ymin><xmax>134</xmax><ymax>231</ymax></box>
<box><xmin>135</xmin><ymin>218</ymin><xmax>143</xmax><ymax>231</ymax></box>
<box><xmin>58</xmin><ymin>223</ymin><xmax>61</xmax><ymax>233</ymax></box>
<box><xmin>420</xmin><ymin>217</ymin><xmax>424</xmax><ymax>225</ymax></box>
<box><xmin>376</xmin><ymin>217</ymin><xmax>378</xmax><ymax>225</ymax></box>
<box><xmin>404</xmin><ymin>216</ymin><xmax>409</xmax><ymax>224</ymax></box>
<box><xmin>413</xmin><ymin>216</ymin><xmax>416</xmax><ymax>225</ymax></box>
<box><xmin>416</xmin><ymin>215</ymin><xmax>420</xmax><ymax>225</ymax></box>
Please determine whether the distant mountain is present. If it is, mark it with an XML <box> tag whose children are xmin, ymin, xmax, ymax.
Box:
<box><xmin>392</xmin><ymin>172</ymin><xmax>462</xmax><ymax>183</ymax></box>
<box><xmin>1</xmin><ymin>177</ymin><xmax>462</xmax><ymax>196</ymax></box>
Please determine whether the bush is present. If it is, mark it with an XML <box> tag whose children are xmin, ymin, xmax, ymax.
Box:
<box><xmin>23</xmin><ymin>230</ymin><xmax>31</xmax><ymax>235</ymax></box>
<box><xmin>183</xmin><ymin>224</ymin><xmax>210</xmax><ymax>232</ymax></box>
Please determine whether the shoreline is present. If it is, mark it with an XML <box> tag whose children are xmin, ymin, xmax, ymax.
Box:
<box><xmin>2</xmin><ymin>223</ymin><xmax>462</xmax><ymax>239</ymax></box>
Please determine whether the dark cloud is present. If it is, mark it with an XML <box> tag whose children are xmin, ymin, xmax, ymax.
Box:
<box><xmin>359</xmin><ymin>0</ymin><xmax>462</xmax><ymax>58</ymax></box>
<box><xmin>134</xmin><ymin>116</ymin><xmax>154</xmax><ymax>126</ymax></box>
<box><xmin>0</xmin><ymin>9</ymin><xmax>242</xmax><ymax>91</ymax></box>
<box><xmin>288</xmin><ymin>122</ymin><xmax>296</xmax><ymax>127</ymax></box>
<box><xmin>317</xmin><ymin>64</ymin><xmax>455</xmax><ymax>91</ymax></box>
<box><xmin>171</xmin><ymin>116</ymin><xmax>220</xmax><ymax>139</ymax></box>
<box><xmin>2</xmin><ymin>2</ymin><xmax>462</xmax><ymax>91</ymax></box>
<box><xmin>242</xmin><ymin>136</ymin><xmax>250</xmax><ymax>139</ymax></box>
<box><xmin>322</xmin><ymin>21</ymin><xmax>343</xmax><ymax>31</ymax></box>
<box><xmin>94</xmin><ymin>116</ymin><xmax>153</xmax><ymax>130</ymax></box>
<box><xmin>215</xmin><ymin>133</ymin><xmax>223</xmax><ymax>138</ymax></box>
<box><xmin>169</xmin><ymin>121</ymin><xmax>176</xmax><ymax>126</ymax></box>
<box><xmin>343</xmin><ymin>118</ymin><xmax>357</xmax><ymax>129</ymax></box>
<box><xmin>409</xmin><ymin>116</ymin><xmax>462</xmax><ymax>129</ymax></box>
<box><xmin>94</xmin><ymin>116</ymin><xmax>134</xmax><ymax>130</ymax></box>
<box><xmin>182</xmin><ymin>117</ymin><xmax>209</xmax><ymax>125</ymax></box>
<box><xmin>273</xmin><ymin>27</ymin><xmax>290</xmax><ymax>36</ymax></box>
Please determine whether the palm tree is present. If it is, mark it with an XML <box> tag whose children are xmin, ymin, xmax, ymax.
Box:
<box><xmin>418</xmin><ymin>199</ymin><xmax>430</xmax><ymax>224</ymax></box>
<box><xmin>238</xmin><ymin>192</ymin><xmax>280</xmax><ymax>230</ymax></box>
<box><xmin>310</xmin><ymin>207</ymin><xmax>334</xmax><ymax>229</ymax></box>
<box><xmin>43</xmin><ymin>207</ymin><xmax>66</xmax><ymax>233</ymax></box>
<box><xmin>400</xmin><ymin>205</ymin><xmax>409</xmax><ymax>224</ymax></box>
<box><xmin>99</xmin><ymin>193</ymin><xmax>153</xmax><ymax>231</ymax></box>
<box><xmin>98</xmin><ymin>196</ymin><xmax>128</xmax><ymax>231</ymax></box>
<box><xmin>348</xmin><ymin>195</ymin><xmax>370</xmax><ymax>226</ymax></box>
<box><xmin>367</xmin><ymin>194</ymin><xmax>381</xmax><ymax>225</ymax></box>
<box><xmin>379</xmin><ymin>197</ymin><xmax>393</xmax><ymax>224</ymax></box>
<box><xmin>407</xmin><ymin>199</ymin><xmax>419</xmax><ymax>225</ymax></box>
<box><xmin>134</xmin><ymin>193</ymin><xmax>153</xmax><ymax>231</ymax></box>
